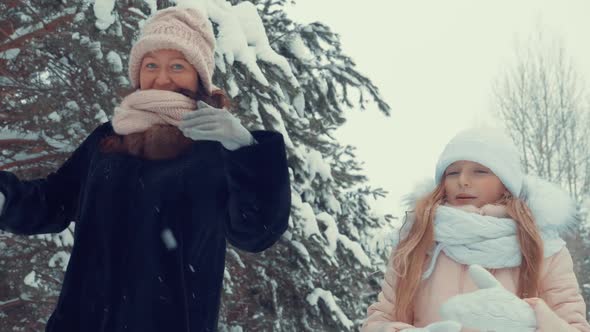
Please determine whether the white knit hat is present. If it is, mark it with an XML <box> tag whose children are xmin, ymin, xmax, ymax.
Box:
<box><xmin>434</xmin><ymin>127</ymin><xmax>524</xmax><ymax>196</ymax></box>
<box><xmin>128</xmin><ymin>6</ymin><xmax>216</xmax><ymax>94</ymax></box>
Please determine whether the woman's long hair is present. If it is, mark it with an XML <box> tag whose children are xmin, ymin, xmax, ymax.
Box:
<box><xmin>392</xmin><ymin>180</ymin><xmax>544</xmax><ymax>323</ymax></box>
<box><xmin>99</xmin><ymin>81</ymin><xmax>232</xmax><ymax>160</ymax></box>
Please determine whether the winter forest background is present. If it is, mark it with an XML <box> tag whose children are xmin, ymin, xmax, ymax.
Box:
<box><xmin>0</xmin><ymin>0</ymin><xmax>589</xmax><ymax>331</ymax></box>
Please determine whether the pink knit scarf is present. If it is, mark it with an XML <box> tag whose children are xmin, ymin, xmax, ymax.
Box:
<box><xmin>112</xmin><ymin>89</ymin><xmax>197</xmax><ymax>135</ymax></box>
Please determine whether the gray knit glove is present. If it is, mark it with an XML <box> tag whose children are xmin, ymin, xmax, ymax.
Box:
<box><xmin>179</xmin><ymin>101</ymin><xmax>255</xmax><ymax>151</ymax></box>
<box><xmin>404</xmin><ymin>320</ymin><xmax>462</xmax><ymax>332</ymax></box>
<box><xmin>440</xmin><ymin>265</ymin><xmax>537</xmax><ymax>332</ymax></box>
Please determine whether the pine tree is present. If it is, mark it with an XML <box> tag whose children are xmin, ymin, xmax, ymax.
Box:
<box><xmin>0</xmin><ymin>0</ymin><xmax>394</xmax><ymax>330</ymax></box>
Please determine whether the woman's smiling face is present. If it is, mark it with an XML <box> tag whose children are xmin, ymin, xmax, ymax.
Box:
<box><xmin>139</xmin><ymin>49</ymin><xmax>199</xmax><ymax>93</ymax></box>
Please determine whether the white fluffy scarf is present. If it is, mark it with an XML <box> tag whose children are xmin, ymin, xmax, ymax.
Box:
<box><xmin>400</xmin><ymin>176</ymin><xmax>578</xmax><ymax>280</ymax></box>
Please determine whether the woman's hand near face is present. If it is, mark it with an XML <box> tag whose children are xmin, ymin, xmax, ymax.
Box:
<box><xmin>179</xmin><ymin>101</ymin><xmax>255</xmax><ymax>151</ymax></box>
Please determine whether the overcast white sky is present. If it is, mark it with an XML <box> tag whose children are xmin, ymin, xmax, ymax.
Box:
<box><xmin>285</xmin><ymin>0</ymin><xmax>590</xmax><ymax>217</ymax></box>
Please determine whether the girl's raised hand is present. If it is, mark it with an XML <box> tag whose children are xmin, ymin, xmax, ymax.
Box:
<box><xmin>440</xmin><ymin>265</ymin><xmax>537</xmax><ymax>332</ymax></box>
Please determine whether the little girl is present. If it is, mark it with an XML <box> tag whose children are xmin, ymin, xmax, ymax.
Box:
<box><xmin>362</xmin><ymin>128</ymin><xmax>590</xmax><ymax>332</ymax></box>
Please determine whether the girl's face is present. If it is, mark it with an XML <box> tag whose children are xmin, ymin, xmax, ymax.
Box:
<box><xmin>443</xmin><ymin>160</ymin><xmax>507</xmax><ymax>208</ymax></box>
<box><xmin>139</xmin><ymin>49</ymin><xmax>199</xmax><ymax>93</ymax></box>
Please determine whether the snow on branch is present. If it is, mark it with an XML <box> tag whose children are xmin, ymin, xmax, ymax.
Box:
<box><xmin>174</xmin><ymin>0</ymin><xmax>299</xmax><ymax>89</ymax></box>
<box><xmin>93</xmin><ymin>0</ymin><xmax>116</xmax><ymax>30</ymax></box>
<box><xmin>306</xmin><ymin>288</ymin><xmax>353</xmax><ymax>329</ymax></box>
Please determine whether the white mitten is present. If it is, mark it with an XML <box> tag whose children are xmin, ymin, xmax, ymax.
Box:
<box><xmin>440</xmin><ymin>265</ymin><xmax>536</xmax><ymax>332</ymax></box>
<box><xmin>404</xmin><ymin>320</ymin><xmax>462</xmax><ymax>332</ymax></box>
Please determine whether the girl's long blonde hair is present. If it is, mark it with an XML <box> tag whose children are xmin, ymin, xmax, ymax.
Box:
<box><xmin>392</xmin><ymin>180</ymin><xmax>544</xmax><ymax>323</ymax></box>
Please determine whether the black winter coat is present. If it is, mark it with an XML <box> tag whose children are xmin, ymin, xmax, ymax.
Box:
<box><xmin>0</xmin><ymin>122</ymin><xmax>291</xmax><ymax>332</ymax></box>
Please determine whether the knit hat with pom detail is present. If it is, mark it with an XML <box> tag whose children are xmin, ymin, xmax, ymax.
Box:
<box><xmin>434</xmin><ymin>127</ymin><xmax>524</xmax><ymax>197</ymax></box>
<box><xmin>128</xmin><ymin>6</ymin><xmax>216</xmax><ymax>94</ymax></box>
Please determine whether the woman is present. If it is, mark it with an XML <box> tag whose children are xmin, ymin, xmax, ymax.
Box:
<box><xmin>362</xmin><ymin>128</ymin><xmax>590</xmax><ymax>332</ymax></box>
<box><xmin>0</xmin><ymin>6</ymin><xmax>290</xmax><ymax>332</ymax></box>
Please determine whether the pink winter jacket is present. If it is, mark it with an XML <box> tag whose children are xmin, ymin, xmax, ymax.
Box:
<box><xmin>362</xmin><ymin>247</ymin><xmax>590</xmax><ymax>332</ymax></box>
